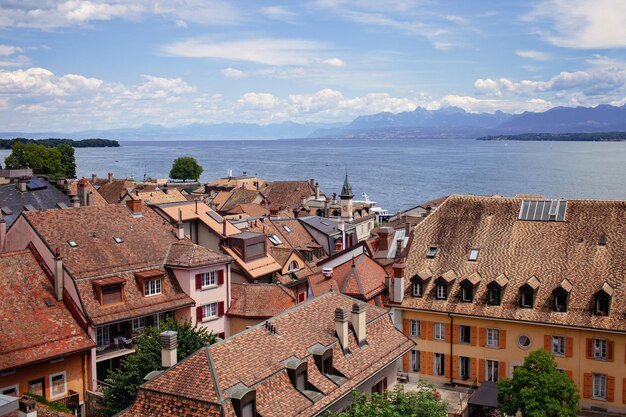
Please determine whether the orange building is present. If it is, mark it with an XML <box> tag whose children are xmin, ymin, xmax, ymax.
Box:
<box><xmin>389</xmin><ymin>195</ymin><xmax>626</xmax><ymax>414</ymax></box>
<box><xmin>0</xmin><ymin>246</ymin><xmax>94</xmax><ymax>416</ymax></box>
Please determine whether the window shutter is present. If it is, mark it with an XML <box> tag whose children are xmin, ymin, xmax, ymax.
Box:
<box><xmin>403</xmin><ymin>319</ymin><xmax>410</xmax><ymax>336</ymax></box>
<box><xmin>425</xmin><ymin>321</ymin><xmax>433</xmax><ymax>341</ymax></box>
<box><xmin>425</xmin><ymin>352</ymin><xmax>433</xmax><ymax>375</ymax></box>
<box><xmin>479</xmin><ymin>328</ymin><xmax>486</xmax><ymax>347</ymax></box>
<box><xmin>608</xmin><ymin>341</ymin><xmax>614</xmax><ymax>362</ymax></box>
<box><xmin>195</xmin><ymin>274</ymin><xmax>202</xmax><ymax>290</ymax></box>
<box><xmin>470</xmin><ymin>358</ymin><xmax>477</xmax><ymax>382</ymax></box>
<box><xmin>499</xmin><ymin>361</ymin><xmax>506</xmax><ymax>379</ymax></box>
<box><xmin>585</xmin><ymin>338</ymin><xmax>593</xmax><ymax>359</ymax></box>
<box><xmin>607</xmin><ymin>376</ymin><xmax>615</xmax><ymax>402</ymax></box>
<box><xmin>420</xmin><ymin>351</ymin><xmax>428</xmax><ymax>375</ymax></box>
<box><xmin>218</xmin><ymin>270</ymin><xmax>225</xmax><ymax>286</ymax></box>
<box><xmin>478</xmin><ymin>359</ymin><xmax>485</xmax><ymax>383</ymax></box>
<box><xmin>445</xmin><ymin>324</ymin><xmax>450</xmax><ymax>343</ymax></box>
<box><xmin>452</xmin><ymin>325</ymin><xmax>458</xmax><ymax>343</ymax></box>
<box><xmin>500</xmin><ymin>330</ymin><xmax>506</xmax><ymax>349</ymax></box>
<box><xmin>452</xmin><ymin>355</ymin><xmax>458</xmax><ymax>379</ymax></box>
<box><xmin>218</xmin><ymin>301</ymin><xmax>225</xmax><ymax>317</ymax></box>
<box><xmin>623</xmin><ymin>378</ymin><xmax>626</xmax><ymax>404</ymax></box>
<box><xmin>583</xmin><ymin>373</ymin><xmax>592</xmax><ymax>398</ymax></box>
<box><xmin>444</xmin><ymin>356</ymin><xmax>450</xmax><ymax>379</ymax></box>
<box><xmin>544</xmin><ymin>335</ymin><xmax>552</xmax><ymax>351</ymax></box>
<box><xmin>196</xmin><ymin>306</ymin><xmax>203</xmax><ymax>322</ymax></box>
<box><xmin>470</xmin><ymin>327</ymin><xmax>477</xmax><ymax>346</ymax></box>
<box><xmin>566</xmin><ymin>370</ymin><xmax>573</xmax><ymax>379</ymax></box>
<box><xmin>565</xmin><ymin>337</ymin><xmax>573</xmax><ymax>357</ymax></box>
<box><xmin>403</xmin><ymin>352</ymin><xmax>410</xmax><ymax>372</ymax></box>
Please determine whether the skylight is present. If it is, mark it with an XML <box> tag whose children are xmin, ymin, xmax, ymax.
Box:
<box><xmin>426</xmin><ymin>246</ymin><xmax>437</xmax><ymax>258</ymax></box>
<box><xmin>206</xmin><ymin>211</ymin><xmax>223</xmax><ymax>224</ymax></box>
<box><xmin>113</xmin><ymin>237</ymin><xmax>124</xmax><ymax>244</ymax></box>
<box><xmin>1</xmin><ymin>206</ymin><xmax>13</xmax><ymax>215</ymax></box>
<box><xmin>283</xmin><ymin>225</ymin><xmax>292</xmax><ymax>233</ymax></box>
<box><xmin>468</xmin><ymin>248</ymin><xmax>479</xmax><ymax>261</ymax></box>
<box><xmin>320</xmin><ymin>221</ymin><xmax>330</xmax><ymax>226</ymax></box>
<box><xmin>268</xmin><ymin>234</ymin><xmax>282</xmax><ymax>245</ymax></box>
<box><xmin>518</xmin><ymin>200</ymin><xmax>567</xmax><ymax>222</ymax></box>
<box><xmin>67</xmin><ymin>239</ymin><xmax>78</xmax><ymax>248</ymax></box>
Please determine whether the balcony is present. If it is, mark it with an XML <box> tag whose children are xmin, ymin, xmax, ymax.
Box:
<box><xmin>96</xmin><ymin>338</ymin><xmax>135</xmax><ymax>362</ymax></box>
<box><xmin>51</xmin><ymin>389</ymin><xmax>80</xmax><ymax>411</ymax></box>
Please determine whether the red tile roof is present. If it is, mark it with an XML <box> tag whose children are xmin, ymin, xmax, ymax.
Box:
<box><xmin>166</xmin><ymin>241</ymin><xmax>231</xmax><ymax>268</ymax></box>
<box><xmin>0</xmin><ymin>249</ymin><xmax>94</xmax><ymax>371</ymax></box>
<box><xmin>227</xmin><ymin>283</ymin><xmax>295</xmax><ymax>318</ymax></box>
<box><xmin>96</xmin><ymin>179</ymin><xmax>131</xmax><ymax>204</ymax></box>
<box><xmin>225</xmin><ymin>203</ymin><xmax>269</xmax><ymax>218</ymax></box>
<box><xmin>120</xmin><ymin>292</ymin><xmax>414</xmax><ymax>417</ymax></box>
<box><xmin>261</xmin><ymin>181</ymin><xmax>315</xmax><ymax>211</ymax></box>
<box><xmin>68</xmin><ymin>180</ymin><xmax>107</xmax><ymax>206</ymax></box>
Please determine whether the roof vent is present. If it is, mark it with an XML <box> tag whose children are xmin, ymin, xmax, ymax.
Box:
<box><xmin>322</xmin><ymin>267</ymin><xmax>333</xmax><ymax>279</ymax></box>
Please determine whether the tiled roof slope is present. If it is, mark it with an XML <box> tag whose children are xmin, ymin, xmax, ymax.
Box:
<box><xmin>128</xmin><ymin>189</ymin><xmax>187</xmax><ymax>204</ymax></box>
<box><xmin>96</xmin><ymin>179</ymin><xmax>131</xmax><ymax>204</ymax></box>
<box><xmin>166</xmin><ymin>241</ymin><xmax>231</xmax><ymax>268</ymax></box>
<box><xmin>0</xmin><ymin>250</ymin><xmax>94</xmax><ymax>371</ymax></box>
<box><xmin>68</xmin><ymin>180</ymin><xmax>108</xmax><ymax>206</ymax></box>
<box><xmin>262</xmin><ymin>181</ymin><xmax>315</xmax><ymax>211</ymax></box>
<box><xmin>248</xmin><ymin>218</ymin><xmax>323</xmax><ymax>261</ymax></box>
<box><xmin>226</xmin><ymin>203</ymin><xmax>269</xmax><ymax>218</ymax></box>
<box><xmin>219</xmin><ymin>189</ymin><xmax>262</xmax><ymax>212</ymax></box>
<box><xmin>120</xmin><ymin>292</ymin><xmax>414</xmax><ymax>417</ymax></box>
<box><xmin>400</xmin><ymin>194</ymin><xmax>626</xmax><ymax>332</ymax></box>
<box><xmin>227</xmin><ymin>283</ymin><xmax>295</xmax><ymax>318</ymax></box>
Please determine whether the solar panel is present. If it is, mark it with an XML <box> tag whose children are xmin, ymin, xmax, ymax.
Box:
<box><xmin>1</xmin><ymin>206</ymin><xmax>13</xmax><ymax>215</ymax></box>
<box><xmin>27</xmin><ymin>177</ymin><xmax>48</xmax><ymax>191</ymax></box>
<box><xmin>206</xmin><ymin>211</ymin><xmax>223</xmax><ymax>224</ymax></box>
<box><xmin>519</xmin><ymin>200</ymin><xmax>567</xmax><ymax>222</ymax></box>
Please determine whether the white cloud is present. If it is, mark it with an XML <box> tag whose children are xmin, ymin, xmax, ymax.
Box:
<box><xmin>515</xmin><ymin>50</ymin><xmax>551</xmax><ymax>61</ymax></box>
<box><xmin>160</xmin><ymin>37</ymin><xmax>325</xmax><ymax>66</ymax></box>
<box><xmin>261</xmin><ymin>6</ymin><xmax>297</xmax><ymax>23</ymax></box>
<box><xmin>322</xmin><ymin>57</ymin><xmax>345</xmax><ymax>67</ymax></box>
<box><xmin>136</xmin><ymin>75</ymin><xmax>196</xmax><ymax>98</ymax></box>
<box><xmin>255</xmin><ymin>67</ymin><xmax>306</xmax><ymax>79</ymax></box>
<box><xmin>237</xmin><ymin>92</ymin><xmax>279</xmax><ymax>109</ymax></box>
<box><xmin>0</xmin><ymin>45</ymin><xmax>23</xmax><ymax>56</ymax></box>
<box><xmin>221</xmin><ymin>68</ymin><xmax>245</xmax><ymax>79</ymax></box>
<box><xmin>527</xmin><ymin>0</ymin><xmax>626</xmax><ymax>49</ymax></box>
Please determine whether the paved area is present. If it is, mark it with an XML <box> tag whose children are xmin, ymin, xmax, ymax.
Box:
<box><xmin>397</xmin><ymin>375</ymin><xmax>474</xmax><ymax>416</ymax></box>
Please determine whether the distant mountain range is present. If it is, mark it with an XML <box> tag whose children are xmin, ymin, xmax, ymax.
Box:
<box><xmin>2</xmin><ymin>104</ymin><xmax>626</xmax><ymax>141</ymax></box>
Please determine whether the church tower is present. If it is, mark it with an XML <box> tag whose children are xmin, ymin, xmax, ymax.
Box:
<box><xmin>340</xmin><ymin>171</ymin><xmax>354</xmax><ymax>221</ymax></box>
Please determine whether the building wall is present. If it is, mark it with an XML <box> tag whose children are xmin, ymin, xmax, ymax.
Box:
<box><xmin>352</xmin><ymin>218</ymin><xmax>375</xmax><ymax>242</ymax></box>
<box><xmin>301</xmin><ymin>225</ymin><xmax>331</xmax><ymax>256</ymax></box>
<box><xmin>228</xmin><ymin>317</ymin><xmax>263</xmax><ymax>336</ymax></box>
<box><xmin>398</xmin><ymin>309</ymin><xmax>626</xmax><ymax>413</ymax></box>
<box><xmin>0</xmin><ymin>352</ymin><xmax>87</xmax><ymax>403</ymax></box>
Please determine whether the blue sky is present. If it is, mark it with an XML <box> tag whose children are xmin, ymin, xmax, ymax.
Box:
<box><xmin>1</xmin><ymin>0</ymin><xmax>626</xmax><ymax>131</ymax></box>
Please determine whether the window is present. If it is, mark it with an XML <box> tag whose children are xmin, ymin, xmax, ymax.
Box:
<box><xmin>410</xmin><ymin>350</ymin><xmax>420</xmax><ymax>372</ymax></box>
<box><xmin>371</xmin><ymin>377</ymin><xmax>387</xmax><ymax>395</ymax></box>
<box><xmin>101</xmin><ymin>284</ymin><xmax>123</xmax><ymax>305</ymax></box>
<box><xmin>434</xmin><ymin>353</ymin><xmax>445</xmax><ymax>376</ymax></box>
<box><xmin>268</xmin><ymin>234</ymin><xmax>282</xmax><ymax>245</ymax></box>
<box><xmin>154</xmin><ymin>311</ymin><xmax>169</xmax><ymax>328</ymax></box>
<box><xmin>468</xmin><ymin>248</ymin><xmax>479</xmax><ymax>261</ymax></box>
<box><xmin>409</xmin><ymin>320</ymin><xmax>420</xmax><ymax>337</ymax></box>
<box><xmin>594</xmin><ymin>338</ymin><xmax>607</xmax><ymax>360</ymax></box>
<box><xmin>487</xmin><ymin>329</ymin><xmax>500</xmax><ymax>348</ymax></box>
<box><xmin>459</xmin><ymin>356</ymin><xmax>470</xmax><ymax>379</ymax></box>
<box><xmin>592</xmin><ymin>374</ymin><xmax>607</xmax><ymax>399</ymax></box>
<box><xmin>552</xmin><ymin>336</ymin><xmax>566</xmax><ymax>356</ymax></box>
<box><xmin>201</xmin><ymin>271</ymin><xmax>217</xmax><ymax>288</ymax></box>
<box><xmin>460</xmin><ymin>283</ymin><xmax>474</xmax><ymax>302</ymax></box>
<box><xmin>426</xmin><ymin>246</ymin><xmax>437</xmax><ymax>258</ymax></box>
<box><xmin>67</xmin><ymin>239</ymin><xmax>78</xmax><ymax>248</ymax></box>
<box><xmin>203</xmin><ymin>302</ymin><xmax>218</xmax><ymax>320</ymax></box>
<box><xmin>436</xmin><ymin>282</ymin><xmax>447</xmax><ymax>300</ymax></box>
<box><xmin>487</xmin><ymin>285</ymin><xmax>501</xmax><ymax>305</ymax></box>
<box><xmin>283</xmin><ymin>225</ymin><xmax>292</xmax><ymax>233</ymax></box>
<box><xmin>520</xmin><ymin>287</ymin><xmax>534</xmax><ymax>308</ymax></box>
<box><xmin>553</xmin><ymin>289</ymin><xmax>568</xmax><ymax>312</ymax></box>
<box><xmin>113</xmin><ymin>236</ymin><xmax>124</xmax><ymax>244</ymax></box>
<box><xmin>486</xmin><ymin>360</ymin><xmax>499</xmax><ymax>382</ymax></box>
<box><xmin>459</xmin><ymin>325</ymin><xmax>471</xmax><ymax>344</ymax></box>
<box><xmin>49</xmin><ymin>371</ymin><xmax>66</xmax><ymax>398</ymax></box>
<box><xmin>434</xmin><ymin>322</ymin><xmax>445</xmax><ymax>341</ymax></box>
<box><xmin>594</xmin><ymin>292</ymin><xmax>610</xmax><ymax>316</ymax></box>
<box><xmin>1</xmin><ymin>385</ymin><xmax>18</xmax><ymax>396</ymax></box>
<box><xmin>96</xmin><ymin>326</ymin><xmax>110</xmax><ymax>348</ymax></box>
<box><xmin>144</xmin><ymin>279</ymin><xmax>162</xmax><ymax>296</ymax></box>
<box><xmin>518</xmin><ymin>335</ymin><xmax>531</xmax><ymax>349</ymax></box>
<box><xmin>28</xmin><ymin>378</ymin><xmax>45</xmax><ymax>397</ymax></box>
<box><xmin>132</xmin><ymin>316</ymin><xmax>145</xmax><ymax>331</ymax></box>
<box><xmin>288</xmin><ymin>260</ymin><xmax>299</xmax><ymax>272</ymax></box>
<box><xmin>412</xmin><ymin>281</ymin><xmax>423</xmax><ymax>297</ymax></box>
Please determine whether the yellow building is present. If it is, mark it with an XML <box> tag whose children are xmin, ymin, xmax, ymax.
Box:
<box><xmin>389</xmin><ymin>195</ymin><xmax>626</xmax><ymax>414</ymax></box>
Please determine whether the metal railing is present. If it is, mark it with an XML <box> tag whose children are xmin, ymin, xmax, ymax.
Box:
<box><xmin>51</xmin><ymin>389</ymin><xmax>80</xmax><ymax>410</ymax></box>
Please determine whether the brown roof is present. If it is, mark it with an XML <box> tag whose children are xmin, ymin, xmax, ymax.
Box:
<box><xmin>248</xmin><ymin>218</ymin><xmax>323</xmax><ymax>262</ymax></box>
<box><xmin>219</xmin><ymin>189</ymin><xmax>262</xmax><ymax>212</ymax></box>
<box><xmin>120</xmin><ymin>292</ymin><xmax>414</xmax><ymax>417</ymax></box>
<box><xmin>221</xmin><ymin>246</ymin><xmax>281</xmax><ymax>280</ymax></box>
<box><xmin>225</xmin><ymin>203</ymin><xmax>269</xmax><ymax>218</ymax></box>
<box><xmin>399</xmin><ymin>194</ymin><xmax>626</xmax><ymax>332</ymax></box>
<box><xmin>68</xmin><ymin>180</ymin><xmax>107</xmax><ymax>206</ymax></box>
<box><xmin>96</xmin><ymin>179</ymin><xmax>132</xmax><ymax>204</ymax></box>
<box><xmin>227</xmin><ymin>283</ymin><xmax>295</xmax><ymax>318</ymax></box>
<box><xmin>262</xmin><ymin>181</ymin><xmax>315</xmax><ymax>211</ymax></box>
<box><xmin>129</xmin><ymin>189</ymin><xmax>187</xmax><ymax>204</ymax></box>
<box><xmin>155</xmin><ymin>201</ymin><xmax>241</xmax><ymax>237</ymax></box>
<box><xmin>309</xmin><ymin>254</ymin><xmax>387</xmax><ymax>301</ymax></box>
<box><xmin>0</xmin><ymin>249</ymin><xmax>94</xmax><ymax>371</ymax></box>
<box><xmin>166</xmin><ymin>241</ymin><xmax>231</xmax><ymax>268</ymax></box>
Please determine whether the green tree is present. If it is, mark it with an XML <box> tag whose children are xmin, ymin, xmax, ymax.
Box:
<box><xmin>324</xmin><ymin>384</ymin><xmax>447</xmax><ymax>417</ymax></box>
<box><xmin>497</xmin><ymin>349</ymin><xmax>580</xmax><ymax>417</ymax></box>
<box><xmin>97</xmin><ymin>317</ymin><xmax>216</xmax><ymax>416</ymax></box>
<box><xmin>58</xmin><ymin>143</ymin><xmax>77</xmax><ymax>178</ymax></box>
<box><xmin>5</xmin><ymin>142</ymin><xmax>64</xmax><ymax>176</ymax></box>
<box><xmin>169</xmin><ymin>156</ymin><xmax>203</xmax><ymax>181</ymax></box>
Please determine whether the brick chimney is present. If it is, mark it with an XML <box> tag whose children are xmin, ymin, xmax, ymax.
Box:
<box><xmin>126</xmin><ymin>199</ymin><xmax>142</xmax><ymax>214</ymax></box>
<box><xmin>396</xmin><ymin>239</ymin><xmax>403</xmax><ymax>256</ymax></box>
<box><xmin>391</xmin><ymin>262</ymin><xmax>406</xmax><ymax>304</ymax></box>
<box><xmin>18</xmin><ymin>396</ymin><xmax>37</xmax><ymax>417</ymax></box>
<box><xmin>0</xmin><ymin>214</ymin><xmax>6</xmax><ymax>254</ymax></box>
<box><xmin>175</xmin><ymin>208</ymin><xmax>184</xmax><ymax>240</ymax></box>
<box><xmin>377</xmin><ymin>227</ymin><xmax>393</xmax><ymax>251</ymax></box>
<box><xmin>334</xmin><ymin>308</ymin><xmax>349</xmax><ymax>354</ymax></box>
<box><xmin>107</xmin><ymin>172</ymin><xmax>113</xmax><ymax>183</ymax></box>
<box><xmin>54</xmin><ymin>248</ymin><xmax>63</xmax><ymax>301</ymax></box>
<box><xmin>91</xmin><ymin>173</ymin><xmax>97</xmax><ymax>183</ymax></box>
<box><xmin>351</xmin><ymin>303</ymin><xmax>367</xmax><ymax>347</ymax></box>
<box><xmin>160</xmin><ymin>330</ymin><xmax>178</xmax><ymax>368</ymax></box>
<box><xmin>405</xmin><ymin>221</ymin><xmax>411</xmax><ymax>236</ymax></box>
<box><xmin>163</xmin><ymin>183</ymin><xmax>169</xmax><ymax>194</ymax></box>
<box><xmin>71</xmin><ymin>196</ymin><xmax>80</xmax><ymax>208</ymax></box>
<box><xmin>77</xmin><ymin>178</ymin><xmax>88</xmax><ymax>206</ymax></box>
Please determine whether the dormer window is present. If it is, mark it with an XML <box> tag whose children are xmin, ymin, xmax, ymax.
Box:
<box><xmin>288</xmin><ymin>260</ymin><xmax>299</xmax><ymax>272</ymax></box>
<box><xmin>310</xmin><ymin>344</ymin><xmax>347</xmax><ymax>385</ymax></box>
<box><xmin>229</xmin><ymin>384</ymin><xmax>257</xmax><ymax>417</ymax></box>
<box><xmin>468</xmin><ymin>248</ymin><xmax>479</xmax><ymax>261</ymax></box>
<box><xmin>460</xmin><ymin>282</ymin><xmax>474</xmax><ymax>302</ymax></box>
<box><xmin>487</xmin><ymin>284</ymin><xmax>501</xmax><ymax>305</ymax></box>
<box><xmin>594</xmin><ymin>290</ymin><xmax>611</xmax><ymax>316</ymax></box>
<box><xmin>412</xmin><ymin>281</ymin><xmax>423</xmax><ymax>297</ymax></box>
<box><xmin>520</xmin><ymin>285</ymin><xmax>535</xmax><ymax>308</ymax></box>
<box><xmin>426</xmin><ymin>246</ymin><xmax>438</xmax><ymax>258</ymax></box>
<box><xmin>284</xmin><ymin>357</ymin><xmax>322</xmax><ymax>402</ymax></box>
<box><xmin>552</xmin><ymin>289</ymin><xmax>568</xmax><ymax>312</ymax></box>
<box><xmin>144</xmin><ymin>279</ymin><xmax>162</xmax><ymax>296</ymax></box>
<box><xmin>434</xmin><ymin>270</ymin><xmax>456</xmax><ymax>300</ymax></box>
<box><xmin>92</xmin><ymin>276</ymin><xmax>126</xmax><ymax>306</ymax></box>
<box><xmin>436</xmin><ymin>281</ymin><xmax>447</xmax><ymax>299</ymax></box>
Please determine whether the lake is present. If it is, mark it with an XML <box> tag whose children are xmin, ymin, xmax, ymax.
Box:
<box><xmin>2</xmin><ymin>138</ymin><xmax>626</xmax><ymax>212</ymax></box>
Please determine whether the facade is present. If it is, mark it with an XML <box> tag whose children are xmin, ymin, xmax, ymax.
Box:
<box><xmin>390</xmin><ymin>195</ymin><xmax>626</xmax><ymax>413</ymax></box>
<box><xmin>0</xmin><ymin>248</ymin><xmax>94</xmax><ymax>415</ymax></box>
<box><xmin>118</xmin><ymin>292</ymin><xmax>414</xmax><ymax>417</ymax></box>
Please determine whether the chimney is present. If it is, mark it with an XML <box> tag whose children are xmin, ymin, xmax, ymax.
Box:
<box><xmin>54</xmin><ymin>248</ymin><xmax>63</xmax><ymax>301</ymax></box>
<box><xmin>322</xmin><ymin>267</ymin><xmax>333</xmax><ymax>280</ymax></box>
<box><xmin>77</xmin><ymin>179</ymin><xmax>87</xmax><ymax>206</ymax></box>
<box><xmin>391</xmin><ymin>262</ymin><xmax>406</xmax><ymax>304</ymax></box>
<box><xmin>334</xmin><ymin>241</ymin><xmax>342</xmax><ymax>253</ymax></box>
<box><xmin>175</xmin><ymin>208</ymin><xmax>184</xmax><ymax>240</ymax></box>
<box><xmin>91</xmin><ymin>173</ymin><xmax>97</xmax><ymax>183</ymax></box>
<box><xmin>18</xmin><ymin>397</ymin><xmax>37</xmax><ymax>417</ymax></box>
<box><xmin>163</xmin><ymin>183</ymin><xmax>169</xmax><ymax>194</ymax></box>
<box><xmin>222</xmin><ymin>218</ymin><xmax>227</xmax><ymax>237</ymax></box>
<box><xmin>351</xmin><ymin>303</ymin><xmax>367</xmax><ymax>347</ymax></box>
<box><xmin>332</xmin><ymin>192</ymin><xmax>337</xmax><ymax>204</ymax></box>
<box><xmin>87</xmin><ymin>191</ymin><xmax>93</xmax><ymax>207</ymax></box>
<box><xmin>377</xmin><ymin>227</ymin><xmax>393</xmax><ymax>251</ymax></box>
<box><xmin>204</xmin><ymin>184</ymin><xmax>211</xmax><ymax>194</ymax></box>
<box><xmin>195</xmin><ymin>199</ymin><xmax>198</xmax><ymax>214</ymax></box>
<box><xmin>405</xmin><ymin>221</ymin><xmax>411</xmax><ymax>236</ymax></box>
<box><xmin>18</xmin><ymin>179</ymin><xmax>27</xmax><ymax>192</ymax></box>
<box><xmin>107</xmin><ymin>172</ymin><xmax>113</xmax><ymax>183</ymax></box>
<box><xmin>0</xmin><ymin>215</ymin><xmax>6</xmax><ymax>254</ymax></box>
<box><xmin>315</xmin><ymin>182</ymin><xmax>320</xmax><ymax>199</ymax></box>
<box><xmin>126</xmin><ymin>199</ymin><xmax>142</xmax><ymax>214</ymax></box>
<box><xmin>334</xmin><ymin>308</ymin><xmax>349</xmax><ymax>354</ymax></box>
<box><xmin>396</xmin><ymin>239</ymin><xmax>403</xmax><ymax>256</ymax></box>
<box><xmin>71</xmin><ymin>196</ymin><xmax>80</xmax><ymax>208</ymax></box>
<box><xmin>160</xmin><ymin>330</ymin><xmax>178</xmax><ymax>368</ymax></box>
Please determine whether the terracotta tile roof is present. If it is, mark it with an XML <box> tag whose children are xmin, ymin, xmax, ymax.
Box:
<box><xmin>225</xmin><ymin>203</ymin><xmax>269</xmax><ymax>218</ymax></box>
<box><xmin>309</xmin><ymin>254</ymin><xmax>387</xmax><ymax>301</ymax></box>
<box><xmin>0</xmin><ymin>249</ymin><xmax>94</xmax><ymax>371</ymax></box>
<box><xmin>399</xmin><ymin>194</ymin><xmax>626</xmax><ymax>332</ymax></box>
<box><xmin>6</xmin><ymin>399</ymin><xmax>75</xmax><ymax>417</ymax></box>
<box><xmin>128</xmin><ymin>189</ymin><xmax>187</xmax><ymax>204</ymax></box>
<box><xmin>227</xmin><ymin>283</ymin><xmax>295</xmax><ymax>318</ymax></box>
<box><xmin>96</xmin><ymin>179</ymin><xmax>132</xmax><ymax>204</ymax></box>
<box><xmin>262</xmin><ymin>181</ymin><xmax>315</xmax><ymax>211</ymax></box>
<box><xmin>120</xmin><ymin>292</ymin><xmax>414</xmax><ymax>417</ymax></box>
<box><xmin>247</xmin><ymin>218</ymin><xmax>323</xmax><ymax>263</ymax></box>
<box><xmin>219</xmin><ymin>189</ymin><xmax>262</xmax><ymax>212</ymax></box>
<box><xmin>166</xmin><ymin>241</ymin><xmax>231</xmax><ymax>268</ymax></box>
<box><xmin>155</xmin><ymin>201</ymin><xmax>241</xmax><ymax>237</ymax></box>
<box><xmin>117</xmin><ymin>391</ymin><xmax>221</xmax><ymax>417</ymax></box>
<box><xmin>221</xmin><ymin>246</ymin><xmax>281</xmax><ymax>280</ymax></box>
<box><xmin>68</xmin><ymin>180</ymin><xmax>107</xmax><ymax>206</ymax></box>
<box><xmin>209</xmin><ymin>191</ymin><xmax>234</xmax><ymax>210</ymax></box>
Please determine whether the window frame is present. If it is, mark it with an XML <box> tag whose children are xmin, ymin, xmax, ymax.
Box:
<box><xmin>594</xmin><ymin>292</ymin><xmax>610</xmax><ymax>316</ymax></box>
<box><xmin>468</xmin><ymin>248</ymin><xmax>479</xmax><ymax>261</ymax></box>
<box><xmin>49</xmin><ymin>371</ymin><xmax>67</xmax><ymax>399</ymax></box>
<box><xmin>553</xmin><ymin>289</ymin><xmax>568</xmax><ymax>312</ymax></box>
<box><xmin>201</xmin><ymin>271</ymin><xmax>217</xmax><ymax>288</ymax></box>
<box><xmin>435</xmin><ymin>282</ymin><xmax>447</xmax><ymax>300</ymax></box>
<box><xmin>410</xmin><ymin>350</ymin><xmax>420</xmax><ymax>372</ymax></box>
<box><xmin>592</xmin><ymin>373</ymin><xmax>607</xmax><ymax>400</ymax></box>
<box><xmin>409</xmin><ymin>320</ymin><xmax>421</xmax><ymax>338</ymax></box>
<box><xmin>520</xmin><ymin>287</ymin><xmax>534</xmax><ymax>308</ymax></box>
<box><xmin>144</xmin><ymin>278</ymin><xmax>162</xmax><ymax>297</ymax></box>
<box><xmin>433</xmin><ymin>322</ymin><xmax>445</xmax><ymax>341</ymax></box>
<box><xmin>460</xmin><ymin>283</ymin><xmax>474</xmax><ymax>302</ymax></box>
<box><xmin>486</xmin><ymin>360</ymin><xmax>499</xmax><ymax>382</ymax></box>
<box><xmin>486</xmin><ymin>328</ymin><xmax>500</xmax><ymax>348</ymax></box>
<box><xmin>132</xmin><ymin>316</ymin><xmax>145</xmax><ymax>331</ymax></box>
<box><xmin>434</xmin><ymin>353</ymin><xmax>445</xmax><ymax>376</ymax></box>
<box><xmin>487</xmin><ymin>284</ymin><xmax>501</xmax><ymax>306</ymax></box>
<box><xmin>459</xmin><ymin>356</ymin><xmax>470</xmax><ymax>379</ymax></box>
<box><xmin>412</xmin><ymin>280</ymin><xmax>423</xmax><ymax>297</ymax></box>
<box><xmin>459</xmin><ymin>325</ymin><xmax>471</xmax><ymax>344</ymax></box>
<box><xmin>593</xmin><ymin>338</ymin><xmax>607</xmax><ymax>360</ymax></box>
<box><xmin>426</xmin><ymin>246</ymin><xmax>437</xmax><ymax>258</ymax></box>
<box><xmin>202</xmin><ymin>302</ymin><xmax>218</xmax><ymax>321</ymax></box>
<box><xmin>0</xmin><ymin>384</ymin><xmax>19</xmax><ymax>397</ymax></box>
<box><xmin>551</xmin><ymin>335</ymin><xmax>566</xmax><ymax>356</ymax></box>
<box><xmin>96</xmin><ymin>326</ymin><xmax>110</xmax><ymax>348</ymax></box>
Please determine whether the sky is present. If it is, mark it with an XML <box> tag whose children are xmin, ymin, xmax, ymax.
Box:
<box><xmin>1</xmin><ymin>0</ymin><xmax>626</xmax><ymax>132</ymax></box>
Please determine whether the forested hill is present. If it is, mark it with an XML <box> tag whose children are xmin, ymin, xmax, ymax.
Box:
<box><xmin>477</xmin><ymin>132</ymin><xmax>626</xmax><ymax>142</ymax></box>
<box><xmin>0</xmin><ymin>138</ymin><xmax>119</xmax><ymax>149</ymax></box>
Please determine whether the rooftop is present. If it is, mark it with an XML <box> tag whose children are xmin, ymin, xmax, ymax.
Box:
<box><xmin>0</xmin><ymin>180</ymin><xmax>71</xmax><ymax>226</ymax></box>
<box><xmin>227</xmin><ymin>283</ymin><xmax>296</xmax><ymax>318</ymax></box>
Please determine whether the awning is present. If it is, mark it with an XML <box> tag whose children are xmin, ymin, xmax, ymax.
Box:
<box><xmin>468</xmin><ymin>381</ymin><xmax>499</xmax><ymax>408</ymax></box>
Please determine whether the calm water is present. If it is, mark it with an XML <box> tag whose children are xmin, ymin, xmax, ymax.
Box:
<box><xmin>2</xmin><ymin>138</ymin><xmax>626</xmax><ymax>212</ymax></box>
